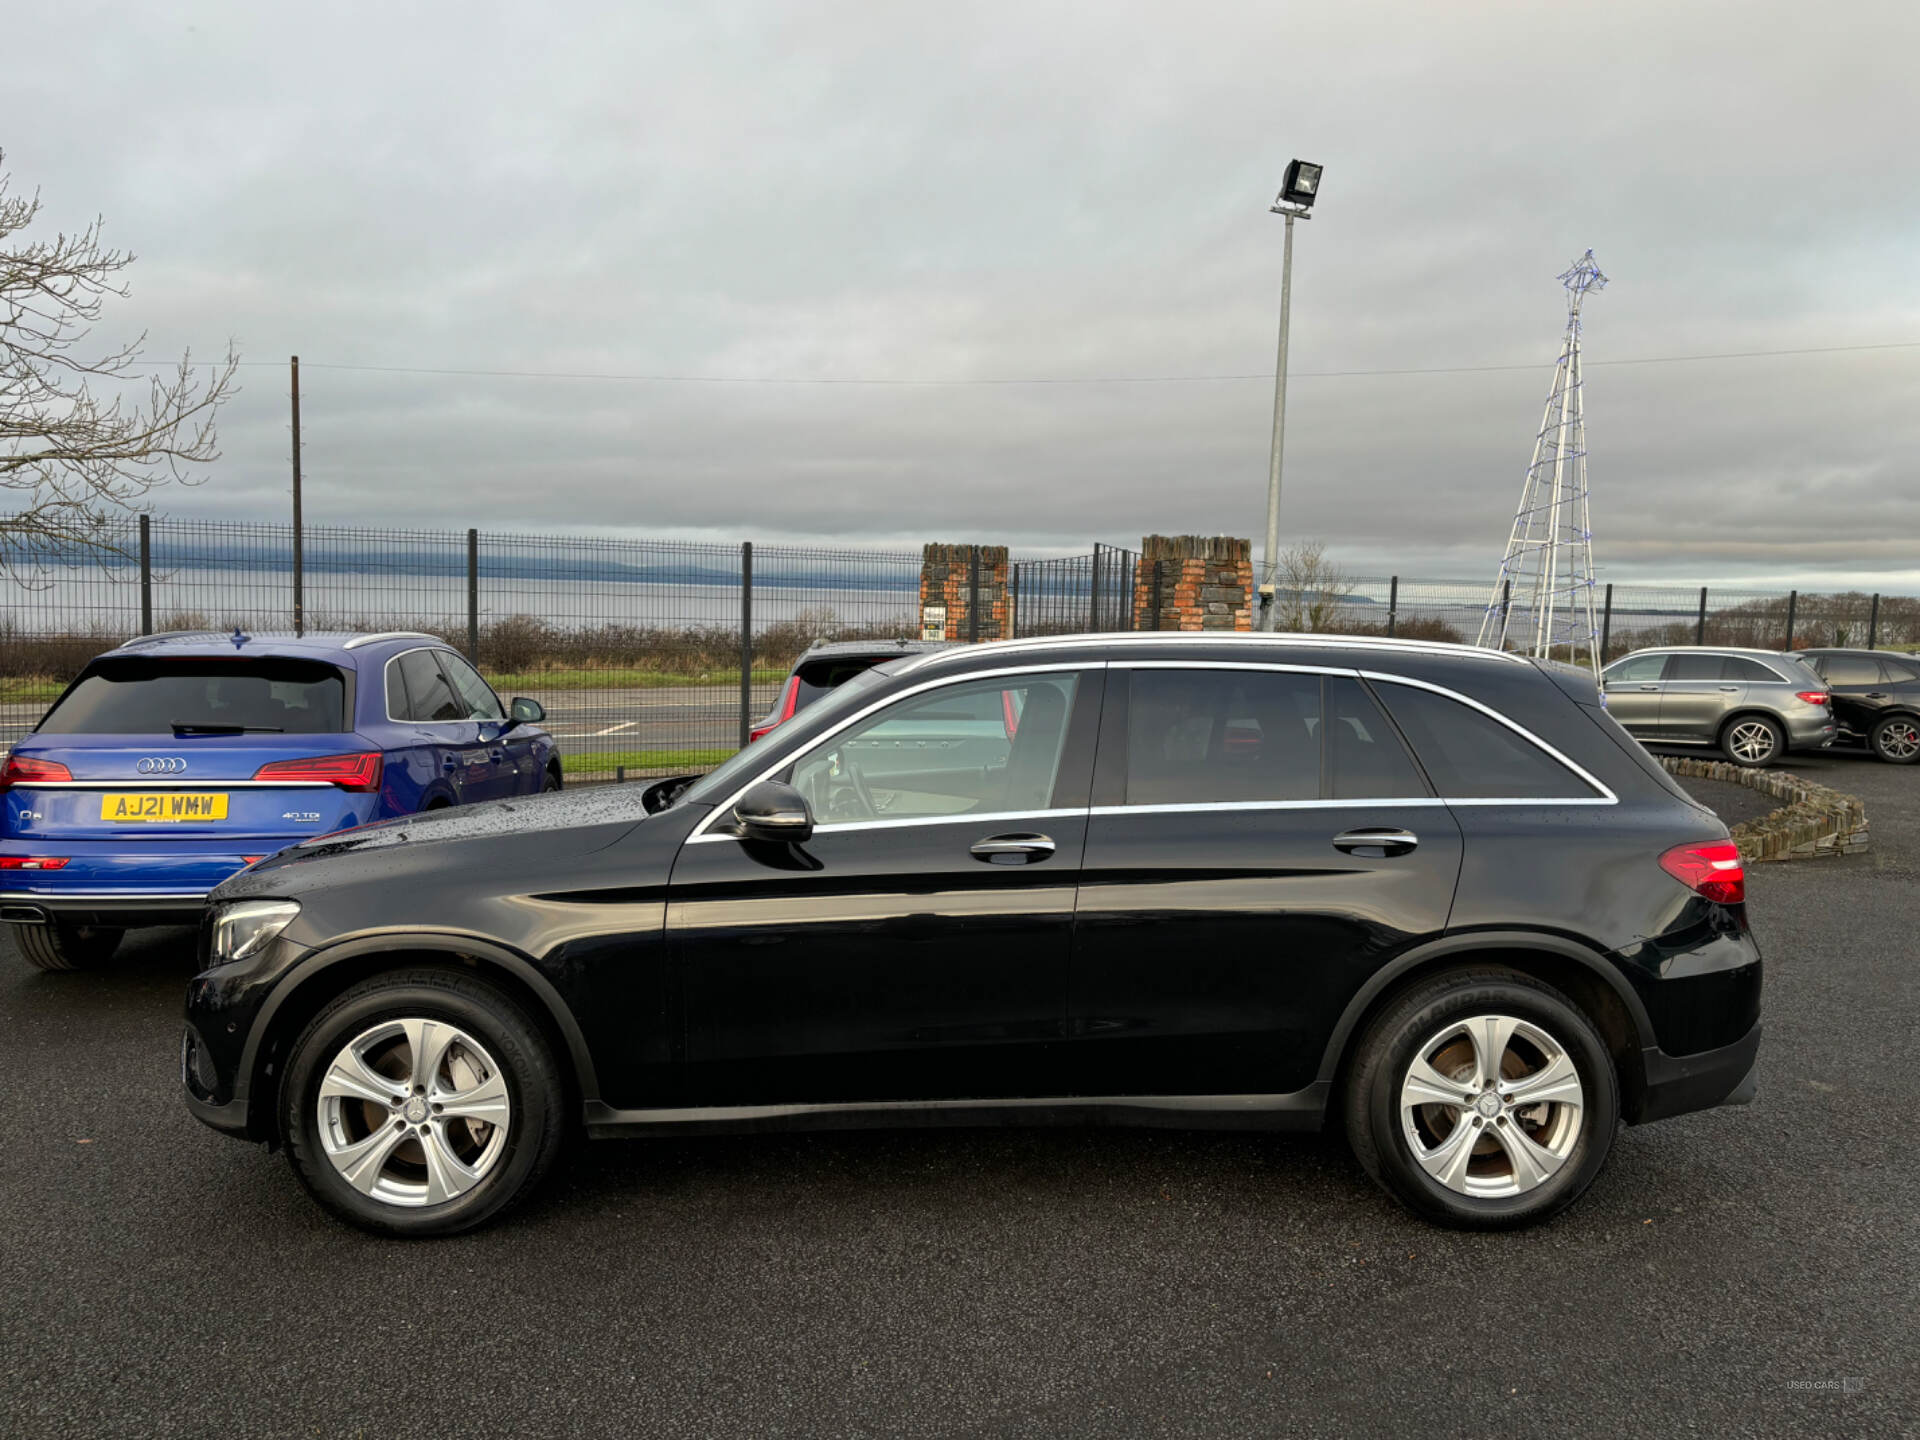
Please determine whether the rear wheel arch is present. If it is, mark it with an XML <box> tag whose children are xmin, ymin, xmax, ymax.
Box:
<box><xmin>1316</xmin><ymin>934</ymin><xmax>1652</xmax><ymax>1122</ymax></box>
<box><xmin>1717</xmin><ymin>708</ymin><xmax>1786</xmax><ymax>758</ymax></box>
<box><xmin>242</xmin><ymin>936</ymin><xmax>598</xmax><ymax>1140</ymax></box>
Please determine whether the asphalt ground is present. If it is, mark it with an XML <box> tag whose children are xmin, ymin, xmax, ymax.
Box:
<box><xmin>1</xmin><ymin>750</ymin><xmax>1914</xmax><ymax>1437</ymax></box>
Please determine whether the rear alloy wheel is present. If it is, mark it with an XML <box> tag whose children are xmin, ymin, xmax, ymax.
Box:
<box><xmin>1722</xmin><ymin>715</ymin><xmax>1784</xmax><ymax>768</ymax></box>
<box><xmin>282</xmin><ymin>967</ymin><xmax>565</xmax><ymax>1236</ymax></box>
<box><xmin>1870</xmin><ymin>715</ymin><xmax>1920</xmax><ymax>765</ymax></box>
<box><xmin>1345</xmin><ymin>968</ymin><xmax>1617</xmax><ymax>1228</ymax></box>
<box><xmin>14</xmin><ymin>921</ymin><xmax>124</xmax><ymax>972</ymax></box>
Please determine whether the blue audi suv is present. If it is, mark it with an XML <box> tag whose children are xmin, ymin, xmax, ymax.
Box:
<box><xmin>1</xmin><ymin>630</ymin><xmax>558</xmax><ymax>970</ymax></box>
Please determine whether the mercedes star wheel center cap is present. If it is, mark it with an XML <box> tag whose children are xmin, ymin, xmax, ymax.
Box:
<box><xmin>1476</xmin><ymin>1092</ymin><xmax>1502</xmax><ymax>1119</ymax></box>
<box><xmin>405</xmin><ymin>1097</ymin><xmax>429</xmax><ymax>1124</ymax></box>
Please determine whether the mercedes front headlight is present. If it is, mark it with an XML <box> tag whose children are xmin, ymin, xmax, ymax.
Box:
<box><xmin>210</xmin><ymin>899</ymin><xmax>301</xmax><ymax>964</ymax></box>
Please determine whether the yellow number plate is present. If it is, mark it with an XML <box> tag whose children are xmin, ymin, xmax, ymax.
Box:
<box><xmin>100</xmin><ymin>792</ymin><xmax>230</xmax><ymax>823</ymax></box>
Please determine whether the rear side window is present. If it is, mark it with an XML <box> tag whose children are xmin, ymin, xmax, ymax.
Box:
<box><xmin>1885</xmin><ymin>658</ymin><xmax>1920</xmax><ymax>683</ymax></box>
<box><xmin>1664</xmin><ymin>654</ymin><xmax>1728</xmax><ymax>681</ymax></box>
<box><xmin>1822</xmin><ymin>655</ymin><xmax>1882</xmax><ymax>687</ymax></box>
<box><xmin>38</xmin><ymin>658</ymin><xmax>346</xmax><ymax>735</ymax></box>
<box><xmin>391</xmin><ymin>650</ymin><xmax>464</xmax><ymax>722</ymax></box>
<box><xmin>1326</xmin><ymin>677</ymin><xmax>1427</xmax><ymax>799</ymax></box>
<box><xmin>1126</xmin><ymin>669</ymin><xmax>1320</xmax><ymax>804</ymax></box>
<box><xmin>794</xmin><ymin>657</ymin><xmax>886</xmax><ymax>707</ymax></box>
<box><xmin>1372</xmin><ymin>682</ymin><xmax>1600</xmax><ymax>800</ymax></box>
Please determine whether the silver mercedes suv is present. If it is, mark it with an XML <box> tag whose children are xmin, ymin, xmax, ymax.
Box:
<box><xmin>1599</xmin><ymin>647</ymin><xmax>1834</xmax><ymax>767</ymax></box>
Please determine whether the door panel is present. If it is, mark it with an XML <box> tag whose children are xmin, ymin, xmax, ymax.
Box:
<box><xmin>1600</xmin><ymin>654</ymin><xmax>1666</xmax><ymax>734</ymax></box>
<box><xmin>1659</xmin><ymin>655</ymin><xmax>1740</xmax><ymax>742</ymax></box>
<box><xmin>669</xmin><ymin>817</ymin><xmax>1085</xmax><ymax>1104</ymax></box>
<box><xmin>1072</xmin><ymin>804</ymin><xmax>1463</xmax><ymax>1096</ymax></box>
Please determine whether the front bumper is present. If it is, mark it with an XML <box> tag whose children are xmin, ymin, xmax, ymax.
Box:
<box><xmin>1632</xmin><ymin>1021</ymin><xmax>1761</xmax><ymax>1124</ymax></box>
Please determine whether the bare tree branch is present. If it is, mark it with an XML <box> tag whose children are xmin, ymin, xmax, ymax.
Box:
<box><xmin>1274</xmin><ymin>539</ymin><xmax>1356</xmax><ymax>632</ymax></box>
<box><xmin>1</xmin><ymin>148</ymin><xmax>240</xmax><ymax>576</ymax></box>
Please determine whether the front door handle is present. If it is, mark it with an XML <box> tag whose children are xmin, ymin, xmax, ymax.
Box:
<box><xmin>970</xmin><ymin>832</ymin><xmax>1055</xmax><ymax>864</ymax></box>
<box><xmin>1717</xmin><ymin>685</ymin><xmax>1741</xmax><ymax>692</ymax></box>
<box><xmin>1637</xmin><ymin>684</ymin><xmax>1661</xmax><ymax>691</ymax></box>
<box><xmin>1332</xmin><ymin>827</ymin><xmax>1419</xmax><ymax>857</ymax></box>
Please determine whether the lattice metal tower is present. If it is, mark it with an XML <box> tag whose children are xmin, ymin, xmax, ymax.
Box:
<box><xmin>1477</xmin><ymin>250</ymin><xmax>1607</xmax><ymax>672</ymax></box>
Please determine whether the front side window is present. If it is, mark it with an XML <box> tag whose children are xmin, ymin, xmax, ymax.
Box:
<box><xmin>1604</xmin><ymin>654</ymin><xmax>1666</xmax><ymax>684</ymax></box>
<box><xmin>790</xmin><ymin>672</ymin><xmax>1078</xmax><ymax>825</ymax></box>
<box><xmin>1125</xmin><ymin>669</ymin><xmax>1321</xmax><ymax>805</ymax></box>
<box><xmin>437</xmin><ymin>652</ymin><xmax>506</xmax><ymax>720</ymax></box>
<box><xmin>1373</xmin><ymin>682</ymin><xmax>1600</xmax><ymax>800</ymax></box>
<box><xmin>38</xmin><ymin>658</ymin><xmax>346</xmax><ymax>735</ymax></box>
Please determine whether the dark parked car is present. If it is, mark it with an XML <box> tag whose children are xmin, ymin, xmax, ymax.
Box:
<box><xmin>1789</xmin><ymin>648</ymin><xmax>1920</xmax><ymax>763</ymax></box>
<box><xmin>1598</xmin><ymin>646</ymin><xmax>1832</xmax><ymax>767</ymax></box>
<box><xmin>749</xmin><ymin>638</ymin><xmax>945</xmax><ymax>741</ymax></box>
<box><xmin>182</xmin><ymin>633</ymin><xmax>1761</xmax><ymax>1236</ymax></box>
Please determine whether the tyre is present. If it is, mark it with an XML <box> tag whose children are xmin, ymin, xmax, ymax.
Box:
<box><xmin>1870</xmin><ymin>715</ymin><xmax>1920</xmax><ymax>765</ymax></box>
<box><xmin>281</xmin><ymin>966</ymin><xmax>566</xmax><ymax>1237</ymax></box>
<box><xmin>542</xmin><ymin>767</ymin><xmax>562</xmax><ymax>793</ymax></box>
<box><xmin>1344</xmin><ymin>967</ymin><xmax>1618</xmax><ymax>1229</ymax></box>
<box><xmin>1721</xmin><ymin>714</ymin><xmax>1784</xmax><ymax>768</ymax></box>
<box><xmin>14</xmin><ymin>921</ymin><xmax>124</xmax><ymax>972</ymax></box>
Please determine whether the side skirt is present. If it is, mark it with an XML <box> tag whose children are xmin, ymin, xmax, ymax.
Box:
<box><xmin>584</xmin><ymin>1086</ymin><xmax>1331</xmax><ymax>1139</ymax></box>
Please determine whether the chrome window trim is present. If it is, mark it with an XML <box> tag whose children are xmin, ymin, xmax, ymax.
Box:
<box><xmin>688</xmin><ymin>662</ymin><xmax>1105</xmax><ymax>839</ymax></box>
<box><xmin>891</xmin><ymin>632</ymin><xmax>1532</xmax><ymax>677</ymax></box>
<box><xmin>1090</xmin><ymin>798</ymin><xmax>1448</xmax><ymax>816</ymax></box>
<box><xmin>687</xmin><ymin>806</ymin><xmax>1087</xmax><ymax>844</ymax></box>
<box><xmin>1359</xmin><ymin>670</ymin><xmax>1617</xmax><ymax>803</ymax></box>
<box><xmin>384</xmin><ymin>645</ymin><xmax>495</xmax><ymax>726</ymax></box>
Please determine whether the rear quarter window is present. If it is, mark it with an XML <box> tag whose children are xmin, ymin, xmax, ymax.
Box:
<box><xmin>1372</xmin><ymin>681</ymin><xmax>1600</xmax><ymax>800</ymax></box>
<box><xmin>37</xmin><ymin>658</ymin><xmax>347</xmax><ymax>735</ymax></box>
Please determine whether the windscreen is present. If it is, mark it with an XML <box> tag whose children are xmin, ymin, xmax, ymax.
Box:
<box><xmin>679</xmin><ymin>664</ymin><xmax>893</xmax><ymax>806</ymax></box>
<box><xmin>37</xmin><ymin>657</ymin><xmax>349</xmax><ymax>735</ymax></box>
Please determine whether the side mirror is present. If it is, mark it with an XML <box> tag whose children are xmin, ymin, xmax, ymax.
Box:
<box><xmin>732</xmin><ymin>780</ymin><xmax>814</xmax><ymax>843</ymax></box>
<box><xmin>510</xmin><ymin>697</ymin><xmax>545</xmax><ymax>724</ymax></box>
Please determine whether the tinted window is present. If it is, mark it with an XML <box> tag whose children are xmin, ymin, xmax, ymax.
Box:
<box><xmin>38</xmin><ymin>658</ymin><xmax>345</xmax><ymax>735</ymax></box>
<box><xmin>1721</xmin><ymin>657</ymin><xmax>1781</xmax><ymax>682</ymax></box>
<box><xmin>794</xmin><ymin>657</ymin><xmax>886</xmax><ymax>707</ymax></box>
<box><xmin>1604</xmin><ymin>654</ymin><xmax>1665</xmax><ymax>683</ymax></box>
<box><xmin>437</xmin><ymin>652</ymin><xmax>505</xmax><ymax>720</ymax></box>
<box><xmin>1326</xmin><ymin>677</ymin><xmax>1427</xmax><ymax>799</ymax></box>
<box><xmin>1126</xmin><ymin>669</ymin><xmax>1320</xmax><ymax>805</ymax></box>
<box><xmin>1664</xmin><ymin>654</ymin><xmax>1727</xmax><ymax>681</ymax></box>
<box><xmin>1822</xmin><ymin>655</ymin><xmax>1883</xmax><ymax>687</ymax></box>
<box><xmin>1373</xmin><ymin>682</ymin><xmax>1599</xmax><ymax>800</ymax></box>
<box><xmin>791</xmin><ymin>672</ymin><xmax>1078</xmax><ymax>824</ymax></box>
<box><xmin>394</xmin><ymin>650</ymin><xmax>463</xmax><ymax>722</ymax></box>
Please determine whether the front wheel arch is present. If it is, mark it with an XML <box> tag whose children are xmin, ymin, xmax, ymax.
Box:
<box><xmin>242</xmin><ymin>936</ymin><xmax>598</xmax><ymax>1143</ymax></box>
<box><xmin>1317</xmin><ymin>937</ymin><xmax>1652</xmax><ymax>1124</ymax></box>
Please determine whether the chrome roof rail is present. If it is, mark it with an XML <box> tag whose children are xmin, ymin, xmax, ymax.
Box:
<box><xmin>342</xmin><ymin>631</ymin><xmax>444</xmax><ymax>650</ymax></box>
<box><xmin>892</xmin><ymin>631</ymin><xmax>1532</xmax><ymax>675</ymax></box>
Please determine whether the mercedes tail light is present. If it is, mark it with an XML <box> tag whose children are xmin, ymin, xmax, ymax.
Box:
<box><xmin>1795</xmin><ymin>691</ymin><xmax>1828</xmax><ymax>706</ymax></box>
<box><xmin>1</xmin><ymin>756</ymin><xmax>72</xmax><ymax>789</ymax></box>
<box><xmin>749</xmin><ymin>676</ymin><xmax>802</xmax><ymax>743</ymax></box>
<box><xmin>253</xmin><ymin>752</ymin><xmax>384</xmax><ymax>792</ymax></box>
<box><xmin>1658</xmin><ymin>840</ymin><xmax>1746</xmax><ymax>905</ymax></box>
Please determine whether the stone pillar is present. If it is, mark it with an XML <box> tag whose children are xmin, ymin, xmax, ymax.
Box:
<box><xmin>919</xmin><ymin>543</ymin><xmax>1009</xmax><ymax>642</ymax></box>
<box><xmin>1132</xmin><ymin>535</ymin><xmax>1253</xmax><ymax>631</ymax></box>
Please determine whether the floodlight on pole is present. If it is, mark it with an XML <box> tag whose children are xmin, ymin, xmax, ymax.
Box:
<box><xmin>1257</xmin><ymin>160</ymin><xmax>1323</xmax><ymax>631</ymax></box>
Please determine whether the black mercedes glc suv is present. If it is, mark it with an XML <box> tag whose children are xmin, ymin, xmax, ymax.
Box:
<box><xmin>183</xmin><ymin>634</ymin><xmax>1761</xmax><ymax>1235</ymax></box>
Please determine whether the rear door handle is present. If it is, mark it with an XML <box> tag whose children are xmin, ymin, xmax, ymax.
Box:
<box><xmin>1332</xmin><ymin>827</ymin><xmax>1419</xmax><ymax>857</ymax></box>
<box><xmin>1865</xmin><ymin>692</ymin><xmax>1888</xmax><ymax>700</ymax></box>
<box><xmin>970</xmin><ymin>832</ymin><xmax>1055</xmax><ymax>864</ymax></box>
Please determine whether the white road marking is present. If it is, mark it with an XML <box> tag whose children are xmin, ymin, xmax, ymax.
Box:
<box><xmin>592</xmin><ymin>721</ymin><xmax>638</xmax><ymax>736</ymax></box>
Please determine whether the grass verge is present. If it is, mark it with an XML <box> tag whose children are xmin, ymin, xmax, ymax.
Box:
<box><xmin>561</xmin><ymin>748</ymin><xmax>732</xmax><ymax>775</ymax></box>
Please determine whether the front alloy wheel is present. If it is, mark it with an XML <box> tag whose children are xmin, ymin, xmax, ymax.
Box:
<box><xmin>282</xmin><ymin>967</ymin><xmax>565</xmax><ymax>1236</ymax></box>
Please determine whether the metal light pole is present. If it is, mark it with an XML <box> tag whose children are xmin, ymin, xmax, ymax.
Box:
<box><xmin>1257</xmin><ymin>161</ymin><xmax>1324</xmax><ymax>631</ymax></box>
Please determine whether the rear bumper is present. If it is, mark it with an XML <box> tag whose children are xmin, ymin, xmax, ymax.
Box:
<box><xmin>2</xmin><ymin>890</ymin><xmax>207</xmax><ymax>927</ymax></box>
<box><xmin>1782</xmin><ymin>713</ymin><xmax>1837</xmax><ymax>751</ymax></box>
<box><xmin>1632</xmin><ymin>1022</ymin><xmax>1761</xmax><ymax>1124</ymax></box>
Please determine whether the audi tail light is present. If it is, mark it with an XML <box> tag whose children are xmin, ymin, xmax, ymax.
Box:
<box><xmin>1</xmin><ymin>755</ymin><xmax>72</xmax><ymax>789</ymax></box>
<box><xmin>253</xmin><ymin>752</ymin><xmax>384</xmax><ymax>792</ymax></box>
<box><xmin>1795</xmin><ymin>691</ymin><xmax>1828</xmax><ymax>706</ymax></box>
<box><xmin>749</xmin><ymin>676</ymin><xmax>802</xmax><ymax>743</ymax></box>
<box><xmin>0</xmin><ymin>856</ymin><xmax>69</xmax><ymax>870</ymax></box>
<box><xmin>1658</xmin><ymin>840</ymin><xmax>1746</xmax><ymax>905</ymax></box>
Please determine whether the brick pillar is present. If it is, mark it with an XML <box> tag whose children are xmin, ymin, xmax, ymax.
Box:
<box><xmin>920</xmin><ymin>543</ymin><xmax>1010</xmax><ymax>642</ymax></box>
<box><xmin>1131</xmin><ymin>535</ymin><xmax>1252</xmax><ymax>632</ymax></box>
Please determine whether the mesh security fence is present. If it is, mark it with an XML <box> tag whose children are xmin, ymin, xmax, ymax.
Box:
<box><xmin>5</xmin><ymin>513</ymin><xmax>1916</xmax><ymax>778</ymax></box>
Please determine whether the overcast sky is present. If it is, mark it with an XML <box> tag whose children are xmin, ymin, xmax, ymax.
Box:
<box><xmin>9</xmin><ymin>0</ymin><xmax>1919</xmax><ymax>585</ymax></box>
